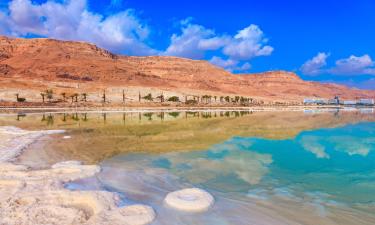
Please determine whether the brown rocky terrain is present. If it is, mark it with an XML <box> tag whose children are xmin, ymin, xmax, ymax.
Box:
<box><xmin>0</xmin><ymin>35</ymin><xmax>374</xmax><ymax>104</ymax></box>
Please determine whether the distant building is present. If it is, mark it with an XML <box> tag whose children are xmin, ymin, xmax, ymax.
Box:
<box><xmin>358</xmin><ymin>99</ymin><xmax>374</xmax><ymax>105</ymax></box>
<box><xmin>303</xmin><ymin>99</ymin><xmax>327</xmax><ymax>105</ymax></box>
<box><xmin>328</xmin><ymin>99</ymin><xmax>339</xmax><ymax>105</ymax></box>
<box><xmin>343</xmin><ymin>100</ymin><xmax>357</xmax><ymax>105</ymax></box>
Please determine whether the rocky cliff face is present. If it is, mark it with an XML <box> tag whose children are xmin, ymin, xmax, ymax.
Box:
<box><xmin>0</xmin><ymin>35</ymin><xmax>374</xmax><ymax>102</ymax></box>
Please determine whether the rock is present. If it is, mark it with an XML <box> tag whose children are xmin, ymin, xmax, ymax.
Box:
<box><xmin>1</xmin><ymin>36</ymin><xmax>374</xmax><ymax>104</ymax></box>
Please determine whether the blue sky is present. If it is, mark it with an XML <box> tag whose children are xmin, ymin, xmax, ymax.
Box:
<box><xmin>0</xmin><ymin>0</ymin><xmax>374</xmax><ymax>89</ymax></box>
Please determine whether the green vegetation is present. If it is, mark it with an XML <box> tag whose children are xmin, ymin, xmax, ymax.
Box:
<box><xmin>156</xmin><ymin>94</ymin><xmax>164</xmax><ymax>102</ymax></box>
<box><xmin>61</xmin><ymin>92</ymin><xmax>67</xmax><ymax>102</ymax></box>
<box><xmin>102</xmin><ymin>91</ymin><xmax>106</xmax><ymax>103</ymax></box>
<box><xmin>45</xmin><ymin>89</ymin><xmax>53</xmax><ymax>102</ymax></box>
<box><xmin>143</xmin><ymin>93</ymin><xmax>153</xmax><ymax>101</ymax></box>
<box><xmin>70</xmin><ymin>93</ymin><xmax>79</xmax><ymax>103</ymax></box>
<box><xmin>143</xmin><ymin>112</ymin><xmax>154</xmax><ymax>120</ymax></box>
<box><xmin>168</xmin><ymin>112</ymin><xmax>180</xmax><ymax>118</ymax></box>
<box><xmin>185</xmin><ymin>99</ymin><xmax>198</xmax><ymax>105</ymax></box>
<box><xmin>168</xmin><ymin>96</ymin><xmax>180</xmax><ymax>102</ymax></box>
<box><xmin>82</xmin><ymin>93</ymin><xmax>88</xmax><ymax>102</ymax></box>
<box><xmin>15</xmin><ymin>94</ymin><xmax>26</xmax><ymax>102</ymax></box>
<box><xmin>40</xmin><ymin>92</ymin><xmax>45</xmax><ymax>103</ymax></box>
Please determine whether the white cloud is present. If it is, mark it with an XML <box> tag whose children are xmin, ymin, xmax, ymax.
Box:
<box><xmin>0</xmin><ymin>2</ymin><xmax>273</xmax><ymax>71</ymax></box>
<box><xmin>198</xmin><ymin>36</ymin><xmax>231</xmax><ymax>50</ymax></box>
<box><xmin>300</xmin><ymin>52</ymin><xmax>330</xmax><ymax>75</ymax></box>
<box><xmin>210</xmin><ymin>56</ymin><xmax>238</xmax><ymax>68</ymax></box>
<box><xmin>239</xmin><ymin>62</ymin><xmax>252</xmax><ymax>71</ymax></box>
<box><xmin>0</xmin><ymin>0</ymin><xmax>156</xmax><ymax>55</ymax></box>
<box><xmin>164</xmin><ymin>21</ymin><xmax>273</xmax><ymax>71</ymax></box>
<box><xmin>223</xmin><ymin>24</ymin><xmax>273</xmax><ymax>60</ymax></box>
<box><xmin>210</xmin><ymin>56</ymin><xmax>251</xmax><ymax>72</ymax></box>
<box><xmin>300</xmin><ymin>136</ymin><xmax>330</xmax><ymax>159</ymax></box>
<box><xmin>163</xmin><ymin>23</ymin><xmax>223</xmax><ymax>59</ymax></box>
<box><xmin>330</xmin><ymin>54</ymin><xmax>375</xmax><ymax>75</ymax></box>
<box><xmin>301</xmin><ymin>53</ymin><xmax>375</xmax><ymax>76</ymax></box>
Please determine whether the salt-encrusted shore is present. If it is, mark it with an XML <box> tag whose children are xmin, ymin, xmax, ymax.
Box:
<box><xmin>0</xmin><ymin>126</ymin><xmax>155</xmax><ymax>225</ymax></box>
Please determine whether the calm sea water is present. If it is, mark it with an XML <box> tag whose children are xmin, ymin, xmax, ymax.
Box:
<box><xmin>1</xmin><ymin>109</ymin><xmax>374</xmax><ymax>224</ymax></box>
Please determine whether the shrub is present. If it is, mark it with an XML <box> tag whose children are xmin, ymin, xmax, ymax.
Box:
<box><xmin>17</xmin><ymin>97</ymin><xmax>26</xmax><ymax>102</ymax></box>
<box><xmin>168</xmin><ymin>112</ymin><xmax>180</xmax><ymax>118</ymax></box>
<box><xmin>185</xmin><ymin>99</ymin><xmax>197</xmax><ymax>105</ymax></box>
<box><xmin>143</xmin><ymin>93</ymin><xmax>153</xmax><ymax>101</ymax></box>
<box><xmin>167</xmin><ymin>96</ymin><xmax>179</xmax><ymax>102</ymax></box>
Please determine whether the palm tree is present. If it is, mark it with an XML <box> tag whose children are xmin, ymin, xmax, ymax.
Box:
<box><xmin>45</xmin><ymin>89</ymin><xmax>53</xmax><ymax>102</ymax></box>
<box><xmin>102</xmin><ymin>90</ymin><xmax>106</xmax><ymax>103</ymax></box>
<box><xmin>61</xmin><ymin>93</ymin><xmax>67</xmax><ymax>102</ymax></box>
<box><xmin>156</xmin><ymin>93</ymin><xmax>164</xmax><ymax>103</ymax></box>
<box><xmin>143</xmin><ymin>93</ymin><xmax>153</xmax><ymax>101</ymax></box>
<box><xmin>82</xmin><ymin>93</ymin><xmax>87</xmax><ymax>102</ymax></box>
<box><xmin>40</xmin><ymin>93</ymin><xmax>45</xmax><ymax>103</ymax></box>
<box><xmin>73</xmin><ymin>93</ymin><xmax>79</xmax><ymax>102</ymax></box>
<box><xmin>234</xmin><ymin>96</ymin><xmax>240</xmax><ymax>103</ymax></box>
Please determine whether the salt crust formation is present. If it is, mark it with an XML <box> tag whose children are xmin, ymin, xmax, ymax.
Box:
<box><xmin>164</xmin><ymin>188</ymin><xmax>214</xmax><ymax>212</ymax></box>
<box><xmin>0</xmin><ymin>126</ymin><xmax>155</xmax><ymax>225</ymax></box>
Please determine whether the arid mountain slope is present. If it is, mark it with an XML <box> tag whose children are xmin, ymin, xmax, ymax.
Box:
<box><xmin>0</xmin><ymin>36</ymin><xmax>374</xmax><ymax>103</ymax></box>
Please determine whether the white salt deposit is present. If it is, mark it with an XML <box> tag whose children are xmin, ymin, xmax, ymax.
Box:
<box><xmin>0</xmin><ymin>126</ymin><xmax>156</xmax><ymax>225</ymax></box>
<box><xmin>164</xmin><ymin>188</ymin><xmax>214</xmax><ymax>212</ymax></box>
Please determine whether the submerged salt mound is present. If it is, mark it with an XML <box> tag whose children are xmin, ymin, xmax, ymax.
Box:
<box><xmin>164</xmin><ymin>188</ymin><xmax>214</xmax><ymax>212</ymax></box>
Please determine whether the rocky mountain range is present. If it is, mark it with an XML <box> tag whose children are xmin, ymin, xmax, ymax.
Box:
<box><xmin>0</xmin><ymin>36</ymin><xmax>374</xmax><ymax>104</ymax></box>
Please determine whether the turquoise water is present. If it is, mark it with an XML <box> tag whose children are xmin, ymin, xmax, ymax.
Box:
<box><xmin>2</xmin><ymin>110</ymin><xmax>374</xmax><ymax>224</ymax></box>
<box><xmin>96</xmin><ymin>120</ymin><xmax>375</xmax><ymax>224</ymax></box>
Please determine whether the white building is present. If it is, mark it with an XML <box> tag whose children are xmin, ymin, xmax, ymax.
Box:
<box><xmin>303</xmin><ymin>99</ymin><xmax>327</xmax><ymax>105</ymax></box>
<box><xmin>359</xmin><ymin>99</ymin><xmax>374</xmax><ymax>105</ymax></box>
<box><xmin>343</xmin><ymin>100</ymin><xmax>357</xmax><ymax>105</ymax></box>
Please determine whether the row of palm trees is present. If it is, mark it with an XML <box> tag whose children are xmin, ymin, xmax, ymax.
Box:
<box><xmin>39</xmin><ymin>90</ymin><xmax>88</xmax><ymax>103</ymax></box>
<box><xmin>17</xmin><ymin>111</ymin><xmax>254</xmax><ymax>125</ymax></box>
<box><xmin>15</xmin><ymin>89</ymin><xmax>259</xmax><ymax>105</ymax></box>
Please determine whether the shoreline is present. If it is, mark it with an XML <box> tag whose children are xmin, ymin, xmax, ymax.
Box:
<box><xmin>0</xmin><ymin>105</ymin><xmax>374</xmax><ymax>115</ymax></box>
<box><xmin>0</xmin><ymin>126</ymin><xmax>156</xmax><ymax>225</ymax></box>
<box><xmin>1</xmin><ymin>123</ymin><xmax>375</xmax><ymax>224</ymax></box>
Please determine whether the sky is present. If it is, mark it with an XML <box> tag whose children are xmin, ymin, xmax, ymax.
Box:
<box><xmin>0</xmin><ymin>0</ymin><xmax>374</xmax><ymax>90</ymax></box>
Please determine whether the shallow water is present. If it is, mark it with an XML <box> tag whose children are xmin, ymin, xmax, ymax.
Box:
<box><xmin>1</xmin><ymin>109</ymin><xmax>375</xmax><ymax>224</ymax></box>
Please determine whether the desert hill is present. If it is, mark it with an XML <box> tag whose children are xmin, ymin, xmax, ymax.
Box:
<box><xmin>0</xmin><ymin>35</ymin><xmax>374</xmax><ymax>104</ymax></box>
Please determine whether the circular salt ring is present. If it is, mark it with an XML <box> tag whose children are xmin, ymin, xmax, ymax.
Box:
<box><xmin>164</xmin><ymin>188</ymin><xmax>214</xmax><ymax>212</ymax></box>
